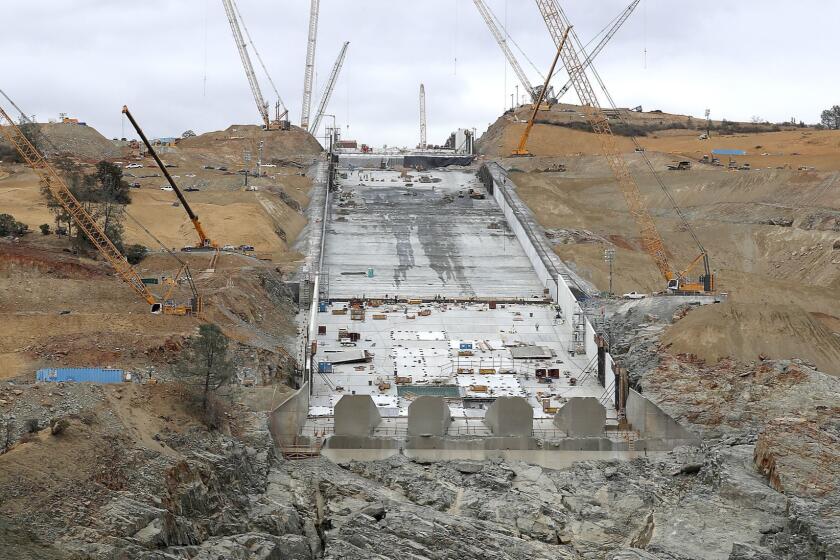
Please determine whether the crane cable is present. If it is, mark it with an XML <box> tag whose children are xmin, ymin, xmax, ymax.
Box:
<box><xmin>556</xmin><ymin>12</ymin><xmax>707</xmax><ymax>256</ymax></box>
<box><xmin>230</xmin><ymin>0</ymin><xmax>288</xmax><ymax>114</ymax></box>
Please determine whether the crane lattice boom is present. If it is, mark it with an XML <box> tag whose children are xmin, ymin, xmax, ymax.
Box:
<box><xmin>230</xmin><ymin>0</ymin><xmax>288</xmax><ymax>121</ymax></box>
<box><xmin>300</xmin><ymin>0</ymin><xmax>320</xmax><ymax>129</ymax></box>
<box><xmin>534</xmin><ymin>0</ymin><xmax>674</xmax><ymax>284</ymax></box>
<box><xmin>472</xmin><ymin>0</ymin><xmax>538</xmax><ymax>102</ymax></box>
<box><xmin>419</xmin><ymin>84</ymin><xmax>427</xmax><ymax>149</ymax></box>
<box><xmin>554</xmin><ymin>0</ymin><xmax>640</xmax><ymax>99</ymax></box>
<box><xmin>309</xmin><ymin>41</ymin><xmax>349</xmax><ymax>137</ymax></box>
<box><xmin>0</xmin><ymin>105</ymin><xmax>160</xmax><ymax>311</ymax></box>
<box><xmin>221</xmin><ymin>0</ymin><xmax>270</xmax><ymax>128</ymax></box>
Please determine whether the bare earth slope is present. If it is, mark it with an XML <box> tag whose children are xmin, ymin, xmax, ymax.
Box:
<box><xmin>477</xmin><ymin>105</ymin><xmax>840</xmax><ymax>370</ymax></box>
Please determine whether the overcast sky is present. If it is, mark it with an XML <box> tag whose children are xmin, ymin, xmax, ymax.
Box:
<box><xmin>2</xmin><ymin>1</ymin><xmax>837</xmax><ymax>147</ymax></box>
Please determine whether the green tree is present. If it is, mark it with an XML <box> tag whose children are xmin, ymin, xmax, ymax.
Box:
<box><xmin>175</xmin><ymin>324</ymin><xmax>235</xmax><ymax>413</ymax></box>
<box><xmin>125</xmin><ymin>244</ymin><xmax>147</xmax><ymax>265</ymax></box>
<box><xmin>0</xmin><ymin>214</ymin><xmax>29</xmax><ymax>236</ymax></box>
<box><xmin>820</xmin><ymin>106</ymin><xmax>840</xmax><ymax>130</ymax></box>
<box><xmin>39</xmin><ymin>223</ymin><xmax>51</xmax><ymax>235</ymax></box>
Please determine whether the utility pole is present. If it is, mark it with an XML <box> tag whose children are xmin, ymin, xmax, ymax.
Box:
<box><xmin>243</xmin><ymin>150</ymin><xmax>251</xmax><ymax>188</ymax></box>
<box><xmin>604</xmin><ymin>247</ymin><xmax>615</xmax><ymax>297</ymax></box>
<box><xmin>257</xmin><ymin>140</ymin><xmax>264</xmax><ymax>178</ymax></box>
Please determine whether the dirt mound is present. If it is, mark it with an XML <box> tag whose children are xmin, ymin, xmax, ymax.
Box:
<box><xmin>662</xmin><ymin>302</ymin><xmax>840</xmax><ymax>375</ymax></box>
<box><xmin>478</xmin><ymin>104</ymin><xmax>840</xmax><ymax>171</ymax></box>
<box><xmin>35</xmin><ymin>122</ymin><xmax>123</xmax><ymax>161</ymax></box>
<box><xmin>179</xmin><ymin>124</ymin><xmax>322</xmax><ymax>164</ymax></box>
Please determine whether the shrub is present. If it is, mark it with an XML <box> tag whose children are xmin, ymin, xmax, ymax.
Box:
<box><xmin>125</xmin><ymin>244</ymin><xmax>148</xmax><ymax>265</ymax></box>
<box><xmin>50</xmin><ymin>418</ymin><xmax>69</xmax><ymax>436</ymax></box>
<box><xmin>39</xmin><ymin>223</ymin><xmax>51</xmax><ymax>235</ymax></box>
<box><xmin>0</xmin><ymin>213</ymin><xmax>29</xmax><ymax>237</ymax></box>
<box><xmin>23</xmin><ymin>418</ymin><xmax>40</xmax><ymax>433</ymax></box>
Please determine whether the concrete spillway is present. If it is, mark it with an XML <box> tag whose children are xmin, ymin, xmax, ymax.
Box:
<box><xmin>271</xmin><ymin>158</ymin><xmax>698</xmax><ymax>463</ymax></box>
<box><xmin>324</xmin><ymin>169</ymin><xmax>546</xmax><ymax>300</ymax></box>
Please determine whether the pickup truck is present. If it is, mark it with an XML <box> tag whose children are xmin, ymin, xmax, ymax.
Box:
<box><xmin>622</xmin><ymin>291</ymin><xmax>646</xmax><ymax>300</ymax></box>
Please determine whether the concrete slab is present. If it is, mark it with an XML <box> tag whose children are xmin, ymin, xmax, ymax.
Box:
<box><xmin>323</xmin><ymin>168</ymin><xmax>547</xmax><ymax>299</ymax></box>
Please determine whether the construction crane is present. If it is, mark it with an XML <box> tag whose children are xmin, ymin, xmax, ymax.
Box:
<box><xmin>553</xmin><ymin>0</ymin><xmax>641</xmax><ymax>100</ymax></box>
<box><xmin>511</xmin><ymin>27</ymin><xmax>571</xmax><ymax>157</ymax></box>
<box><xmin>221</xmin><ymin>0</ymin><xmax>271</xmax><ymax>129</ymax></box>
<box><xmin>0</xmin><ymin>104</ymin><xmax>199</xmax><ymax>314</ymax></box>
<box><xmin>0</xmin><ymin>89</ymin><xmax>33</xmax><ymax>124</ymax></box>
<box><xmin>534</xmin><ymin>0</ymin><xmax>713</xmax><ymax>294</ymax></box>
<box><xmin>309</xmin><ymin>42</ymin><xmax>349</xmax><ymax>137</ymax></box>
<box><xmin>300</xmin><ymin>0</ymin><xmax>321</xmax><ymax>130</ymax></box>
<box><xmin>419</xmin><ymin>84</ymin><xmax>427</xmax><ymax>149</ymax></box>
<box><xmin>472</xmin><ymin>0</ymin><xmax>539</xmax><ymax>103</ymax></box>
<box><xmin>229</xmin><ymin>0</ymin><xmax>289</xmax><ymax>123</ymax></box>
<box><xmin>121</xmin><ymin>106</ymin><xmax>217</xmax><ymax>255</ymax></box>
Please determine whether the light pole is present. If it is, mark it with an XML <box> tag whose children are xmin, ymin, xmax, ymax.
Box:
<box><xmin>243</xmin><ymin>150</ymin><xmax>251</xmax><ymax>188</ymax></box>
<box><xmin>604</xmin><ymin>248</ymin><xmax>615</xmax><ymax>297</ymax></box>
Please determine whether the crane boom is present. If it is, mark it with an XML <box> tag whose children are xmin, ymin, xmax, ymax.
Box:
<box><xmin>554</xmin><ymin>0</ymin><xmax>640</xmax><ymax>100</ymax></box>
<box><xmin>534</xmin><ymin>0</ymin><xmax>713</xmax><ymax>293</ymax></box>
<box><xmin>230</xmin><ymin>0</ymin><xmax>288</xmax><ymax>121</ymax></box>
<box><xmin>300</xmin><ymin>0</ymin><xmax>320</xmax><ymax>130</ymax></box>
<box><xmin>0</xmin><ymin>104</ymin><xmax>161</xmax><ymax>312</ymax></box>
<box><xmin>0</xmin><ymin>89</ymin><xmax>33</xmax><ymax>124</ymax></box>
<box><xmin>309</xmin><ymin>41</ymin><xmax>349</xmax><ymax>137</ymax></box>
<box><xmin>121</xmin><ymin>106</ymin><xmax>215</xmax><ymax>249</ymax></box>
<box><xmin>419</xmin><ymin>84</ymin><xmax>427</xmax><ymax>149</ymax></box>
<box><xmin>512</xmin><ymin>27</ymin><xmax>571</xmax><ymax>156</ymax></box>
<box><xmin>472</xmin><ymin>0</ymin><xmax>538</xmax><ymax>102</ymax></box>
<box><xmin>221</xmin><ymin>0</ymin><xmax>270</xmax><ymax>128</ymax></box>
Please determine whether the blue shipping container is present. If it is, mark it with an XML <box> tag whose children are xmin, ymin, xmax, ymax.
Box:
<box><xmin>317</xmin><ymin>362</ymin><xmax>333</xmax><ymax>374</ymax></box>
<box><xmin>36</xmin><ymin>368</ymin><xmax>125</xmax><ymax>384</ymax></box>
<box><xmin>318</xmin><ymin>302</ymin><xmax>327</xmax><ymax>313</ymax></box>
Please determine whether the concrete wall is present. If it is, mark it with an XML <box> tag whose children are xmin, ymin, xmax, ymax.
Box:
<box><xmin>485</xmin><ymin>163</ymin><xmax>616</xmax><ymax>407</ymax></box>
<box><xmin>268</xmin><ymin>382</ymin><xmax>311</xmax><ymax>446</ymax></box>
<box><xmin>407</xmin><ymin>396</ymin><xmax>452</xmax><ymax>436</ymax></box>
<box><xmin>553</xmin><ymin>397</ymin><xmax>607</xmax><ymax>437</ymax></box>
<box><xmin>484</xmin><ymin>397</ymin><xmax>533</xmax><ymax>437</ymax></box>
<box><xmin>626</xmin><ymin>389</ymin><xmax>699</xmax><ymax>444</ymax></box>
<box><xmin>334</xmin><ymin>395</ymin><xmax>382</xmax><ymax>436</ymax></box>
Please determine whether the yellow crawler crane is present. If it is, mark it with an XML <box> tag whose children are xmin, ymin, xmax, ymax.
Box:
<box><xmin>511</xmin><ymin>27</ymin><xmax>572</xmax><ymax>157</ymax></box>
<box><xmin>534</xmin><ymin>0</ymin><xmax>714</xmax><ymax>294</ymax></box>
<box><xmin>0</xmin><ymin>103</ymin><xmax>201</xmax><ymax>314</ymax></box>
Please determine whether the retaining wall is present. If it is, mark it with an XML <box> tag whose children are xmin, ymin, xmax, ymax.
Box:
<box><xmin>268</xmin><ymin>381</ymin><xmax>311</xmax><ymax>447</ymax></box>
<box><xmin>484</xmin><ymin>163</ymin><xmax>616</xmax><ymax>406</ymax></box>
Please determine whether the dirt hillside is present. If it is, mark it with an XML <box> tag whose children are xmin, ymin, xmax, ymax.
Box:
<box><xmin>661</xmin><ymin>302</ymin><xmax>840</xmax><ymax>375</ymax></box>
<box><xmin>483</xmin><ymin>103</ymin><xmax>840</xmax><ymax>372</ymax></box>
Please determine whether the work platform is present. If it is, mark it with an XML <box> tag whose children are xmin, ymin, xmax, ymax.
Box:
<box><xmin>305</xmin><ymin>300</ymin><xmax>615</xmax><ymax>438</ymax></box>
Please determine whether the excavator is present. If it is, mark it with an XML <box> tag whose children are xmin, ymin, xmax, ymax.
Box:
<box><xmin>121</xmin><ymin>106</ymin><xmax>221</xmax><ymax>270</ymax></box>
<box><xmin>0</xmin><ymin>102</ymin><xmax>201</xmax><ymax>315</ymax></box>
<box><xmin>534</xmin><ymin>0</ymin><xmax>714</xmax><ymax>294</ymax></box>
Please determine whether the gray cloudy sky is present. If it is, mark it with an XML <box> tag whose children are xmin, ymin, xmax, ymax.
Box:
<box><xmin>2</xmin><ymin>1</ymin><xmax>836</xmax><ymax>147</ymax></box>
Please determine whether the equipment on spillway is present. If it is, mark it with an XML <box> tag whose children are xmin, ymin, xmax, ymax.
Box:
<box><xmin>510</xmin><ymin>27</ymin><xmax>571</xmax><ymax>157</ymax></box>
<box><xmin>419</xmin><ymin>84</ymin><xmax>427</xmax><ymax>150</ymax></box>
<box><xmin>0</xmin><ymin>102</ymin><xmax>200</xmax><ymax>315</ymax></box>
<box><xmin>534</xmin><ymin>0</ymin><xmax>714</xmax><ymax>294</ymax></box>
